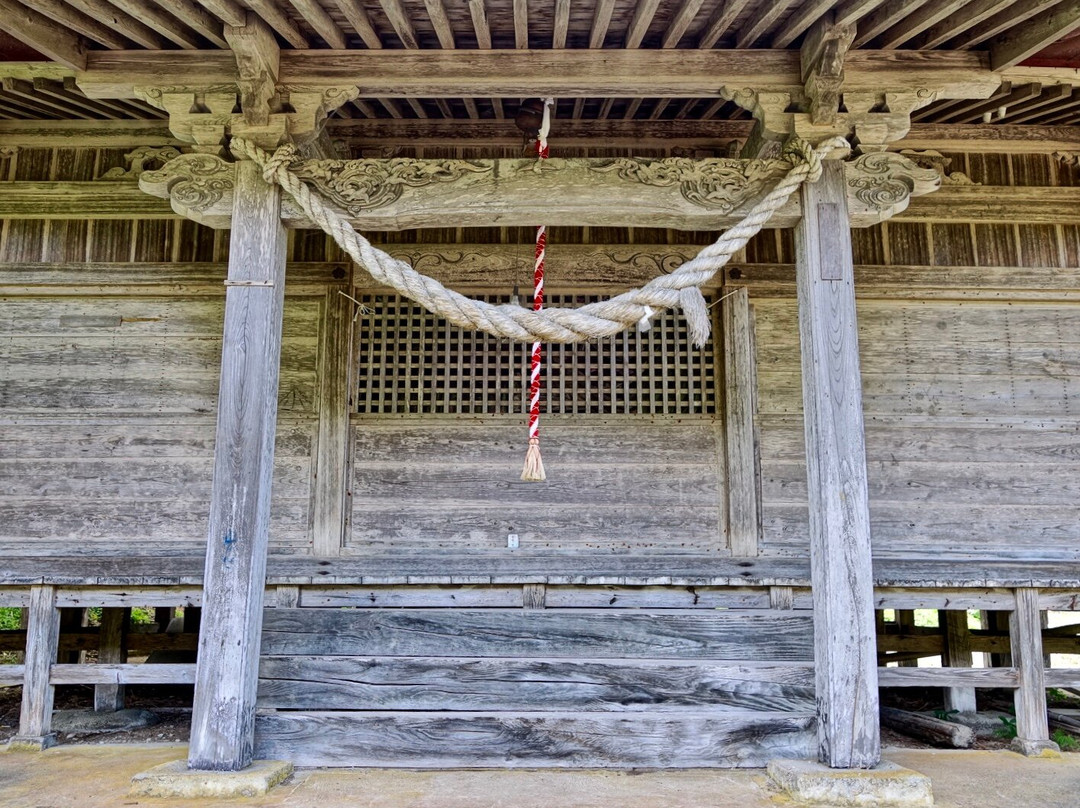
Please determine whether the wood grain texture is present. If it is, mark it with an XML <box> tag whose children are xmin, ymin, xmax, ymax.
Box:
<box><xmin>723</xmin><ymin>287</ymin><xmax>761</xmax><ymax>557</ymax></box>
<box><xmin>260</xmin><ymin>609</ymin><xmax>816</xmax><ymax>660</ymax></box>
<box><xmin>795</xmin><ymin>160</ymin><xmax>880</xmax><ymax>768</ymax></box>
<box><xmin>312</xmin><ymin>285</ymin><xmax>351</xmax><ymax>557</ymax></box>
<box><xmin>1010</xmin><ymin>587</ymin><xmax>1051</xmax><ymax>742</ymax></box>
<box><xmin>942</xmin><ymin>609</ymin><xmax>977</xmax><ymax>712</ymax></box>
<box><xmin>50</xmin><ymin>662</ymin><xmax>196</xmax><ymax>684</ymax></box>
<box><xmin>253</xmin><ymin>710</ymin><xmax>817</xmax><ymax>768</ymax></box>
<box><xmin>16</xmin><ymin>585</ymin><xmax>59</xmax><ymax>743</ymax></box>
<box><xmin>257</xmin><ymin>656</ymin><xmax>816</xmax><ymax>711</ymax></box>
<box><xmin>93</xmin><ymin>607</ymin><xmax>128</xmax><ymax>712</ymax></box>
<box><xmin>188</xmin><ymin>162</ymin><xmax>288</xmax><ymax>772</ymax></box>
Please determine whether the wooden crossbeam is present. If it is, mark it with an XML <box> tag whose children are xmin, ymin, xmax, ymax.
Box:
<box><xmin>76</xmin><ymin>48</ymin><xmax>1001</xmax><ymax>100</ymax></box>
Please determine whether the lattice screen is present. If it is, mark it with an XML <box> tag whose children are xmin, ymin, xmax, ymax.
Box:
<box><xmin>354</xmin><ymin>293</ymin><xmax>717</xmax><ymax>416</ymax></box>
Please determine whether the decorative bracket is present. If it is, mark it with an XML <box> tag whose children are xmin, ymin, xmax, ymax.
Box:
<box><xmin>139</xmin><ymin>151</ymin><xmax>940</xmax><ymax>231</ymax></box>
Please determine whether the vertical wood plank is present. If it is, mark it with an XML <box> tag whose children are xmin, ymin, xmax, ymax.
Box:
<box><xmin>188</xmin><ymin>160</ymin><xmax>288</xmax><ymax>772</ymax></box>
<box><xmin>16</xmin><ymin>585</ymin><xmax>60</xmax><ymax>748</ymax></box>
<box><xmin>942</xmin><ymin>610</ymin><xmax>977</xmax><ymax>713</ymax></box>
<box><xmin>1010</xmin><ymin>588</ymin><xmax>1056</xmax><ymax>754</ymax></box>
<box><xmin>795</xmin><ymin>159</ymin><xmax>880</xmax><ymax>769</ymax></box>
<box><xmin>722</xmin><ymin>286</ymin><xmax>761</xmax><ymax>557</ymax></box>
<box><xmin>94</xmin><ymin>607</ymin><xmax>129</xmax><ymax>713</ymax></box>
<box><xmin>312</xmin><ymin>283</ymin><xmax>353</xmax><ymax>557</ymax></box>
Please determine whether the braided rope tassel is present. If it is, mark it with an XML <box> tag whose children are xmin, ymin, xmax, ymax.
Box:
<box><xmin>522</xmin><ymin>98</ymin><xmax>554</xmax><ymax>482</ymax></box>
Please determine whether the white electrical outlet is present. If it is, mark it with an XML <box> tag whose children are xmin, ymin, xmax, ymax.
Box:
<box><xmin>507</xmin><ymin>533</ymin><xmax>519</xmax><ymax>549</ymax></box>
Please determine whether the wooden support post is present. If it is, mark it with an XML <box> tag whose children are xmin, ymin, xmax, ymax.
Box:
<box><xmin>722</xmin><ymin>286</ymin><xmax>761</xmax><ymax>557</ymax></box>
<box><xmin>942</xmin><ymin>610</ymin><xmax>977</xmax><ymax>714</ymax></box>
<box><xmin>1009</xmin><ymin>587</ymin><xmax>1058</xmax><ymax>755</ymax></box>
<box><xmin>896</xmin><ymin>611</ymin><xmax>918</xmax><ymax>667</ymax></box>
<box><xmin>14</xmin><ymin>585</ymin><xmax>60</xmax><ymax>749</ymax></box>
<box><xmin>795</xmin><ymin>159</ymin><xmax>880</xmax><ymax>769</ymax></box>
<box><xmin>188</xmin><ymin>160</ymin><xmax>288</xmax><ymax>772</ymax></box>
<box><xmin>94</xmin><ymin>607</ymin><xmax>129</xmax><ymax>713</ymax></box>
<box><xmin>311</xmin><ymin>282</ymin><xmax>352</xmax><ymax>557</ymax></box>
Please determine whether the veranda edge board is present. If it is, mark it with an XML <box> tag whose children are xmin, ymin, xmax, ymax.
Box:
<box><xmin>253</xmin><ymin>710</ymin><xmax>817</xmax><ymax>768</ymax></box>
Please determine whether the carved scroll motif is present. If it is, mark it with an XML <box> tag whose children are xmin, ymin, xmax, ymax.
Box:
<box><xmin>590</xmin><ymin>157</ymin><xmax>787</xmax><ymax>213</ymax></box>
<box><xmin>291</xmin><ymin>158</ymin><xmax>492</xmax><ymax>214</ymax></box>
<box><xmin>98</xmin><ymin>146</ymin><xmax>183</xmax><ymax>181</ymax></box>
<box><xmin>139</xmin><ymin>153</ymin><xmax>235</xmax><ymax>222</ymax></box>
<box><xmin>845</xmin><ymin>152</ymin><xmax>940</xmax><ymax>219</ymax></box>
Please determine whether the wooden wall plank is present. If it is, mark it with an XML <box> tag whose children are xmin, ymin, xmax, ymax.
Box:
<box><xmin>253</xmin><ymin>710</ymin><xmax>817</xmax><ymax>768</ymax></box>
<box><xmin>257</xmin><ymin>656</ymin><xmax>816</xmax><ymax>712</ymax></box>
<box><xmin>260</xmin><ymin>609</ymin><xmax>816</xmax><ymax>660</ymax></box>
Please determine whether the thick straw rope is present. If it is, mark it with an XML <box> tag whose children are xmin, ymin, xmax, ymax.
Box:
<box><xmin>229</xmin><ymin>135</ymin><xmax>848</xmax><ymax>349</ymax></box>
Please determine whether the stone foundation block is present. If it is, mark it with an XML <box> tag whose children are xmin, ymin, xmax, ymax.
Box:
<box><xmin>767</xmin><ymin>759</ymin><xmax>933</xmax><ymax>807</ymax></box>
<box><xmin>4</xmin><ymin>734</ymin><xmax>57</xmax><ymax>752</ymax></box>
<box><xmin>129</xmin><ymin>759</ymin><xmax>293</xmax><ymax>799</ymax></box>
<box><xmin>1010</xmin><ymin>738</ymin><xmax>1062</xmax><ymax>758</ymax></box>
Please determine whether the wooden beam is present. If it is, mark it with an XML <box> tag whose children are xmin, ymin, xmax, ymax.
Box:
<box><xmin>1009</xmin><ymin>588</ymin><xmax>1056</xmax><ymax>754</ymax></box>
<box><xmin>916</xmin><ymin>0</ymin><xmax>1012</xmax><ymax>50</ymax></box>
<box><xmin>102</xmin><ymin>0</ymin><xmax>203</xmax><ymax>48</ymax></box>
<box><xmin>19</xmin><ymin>0</ymin><xmax>128</xmax><ymax>49</ymax></box>
<box><xmin>552</xmin><ymin>0</ymin><xmax>570</xmax><ymax>47</ymax></box>
<box><xmin>245</xmin><ymin>0</ymin><xmax>308</xmax><ymax>48</ymax></box>
<box><xmin>514</xmin><ymin>0</ymin><xmax>528</xmax><ymax>47</ymax></box>
<box><xmin>0</xmin><ymin>0</ymin><xmax>86</xmax><ymax>69</ymax></box>
<box><xmin>187</xmin><ymin>161</ymin><xmax>288</xmax><ymax>772</ymax></box>
<box><xmin>157</xmin><ymin>0</ymin><xmax>231</xmax><ymax>48</ymax></box>
<box><xmin>852</xmin><ymin>0</ymin><xmax>931</xmax><ymax>48</ymax></box>
<box><xmin>875</xmin><ymin>0</ymin><xmax>969</xmax><ymax>49</ymax></box>
<box><xmin>195</xmin><ymin>0</ymin><xmax>247</xmax><ymax>27</ymax></box>
<box><xmin>735</xmin><ymin>0</ymin><xmax>793</xmax><ymax>48</ymax></box>
<box><xmin>77</xmin><ymin>49</ymin><xmax>1002</xmax><ymax>100</ymax></box>
<box><xmin>951</xmin><ymin>0</ymin><xmax>1063</xmax><ymax>50</ymax></box>
<box><xmin>722</xmin><ymin>287</ymin><xmax>761</xmax><ymax>558</ymax></box>
<box><xmin>93</xmin><ymin>607</ymin><xmax>128</xmax><ymax>712</ymax></box>
<box><xmin>13</xmin><ymin>584</ymin><xmax>59</xmax><ymax>749</ymax></box>
<box><xmin>468</xmin><ymin>0</ymin><xmax>491</xmax><ymax>48</ymax></box>
<box><xmin>67</xmin><ymin>0</ymin><xmax>169</xmax><ymax>49</ymax></box>
<box><xmin>771</xmin><ymin>0</ymin><xmax>837</xmax><ymax>48</ymax></box>
<box><xmin>991</xmin><ymin>0</ymin><xmax>1080</xmax><ymax>71</ymax></box>
<box><xmin>225</xmin><ymin>13</ymin><xmax>280</xmax><ymax>126</ymax></box>
<box><xmin>795</xmin><ymin>160</ymin><xmax>880</xmax><ymax>769</ymax></box>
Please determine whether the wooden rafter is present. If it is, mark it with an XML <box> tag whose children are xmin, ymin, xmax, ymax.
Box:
<box><xmin>102</xmin><ymin>0</ymin><xmax>205</xmax><ymax>49</ymax></box>
<box><xmin>21</xmin><ymin>0</ymin><xmax>129</xmax><ymax>49</ymax></box>
<box><xmin>832</xmin><ymin>0</ymin><xmax>886</xmax><ymax>27</ymax></box>
<box><xmin>553</xmin><ymin>0</ymin><xmax>570</xmax><ymax>48</ymax></box>
<box><xmin>949</xmin><ymin>0</ymin><xmax>1063</xmax><ymax>50</ymax></box>
<box><xmin>244</xmin><ymin>0</ymin><xmax>308</xmax><ymax>47</ymax></box>
<box><xmin>468</xmin><ymin>0</ymin><xmax>492</xmax><ymax>48</ymax></box>
<box><xmin>735</xmin><ymin>0</ymin><xmax>793</xmax><ymax>49</ymax></box>
<box><xmin>771</xmin><ymin>0</ymin><xmax>838</xmax><ymax>48</ymax></box>
<box><xmin>154</xmin><ymin>0</ymin><xmax>231</xmax><ymax>48</ymax></box>
<box><xmin>997</xmin><ymin>83</ymin><xmax>1072</xmax><ymax>123</ymax></box>
<box><xmin>514</xmin><ymin>0</ymin><xmax>528</xmax><ymax>47</ymax></box>
<box><xmin>331</xmin><ymin>0</ymin><xmax>382</xmax><ymax>49</ymax></box>
<box><xmin>915</xmin><ymin>0</ymin><xmax>1012</xmax><ymax>49</ymax></box>
<box><xmin>991</xmin><ymin>0</ymin><xmax>1080</xmax><ymax>71</ymax></box>
<box><xmin>286</xmin><ymin>0</ymin><xmax>348</xmax><ymax>48</ymax></box>
<box><xmin>697</xmin><ymin>0</ymin><xmax>754</xmax><ymax>48</ymax></box>
<box><xmin>379</xmin><ymin>0</ymin><xmax>419</xmax><ymax>48</ymax></box>
<box><xmin>874</xmin><ymin>0</ymin><xmax>969</xmax><ymax>48</ymax></box>
<box><xmin>589</xmin><ymin>0</ymin><xmax>616</xmax><ymax>47</ymax></box>
<box><xmin>424</xmin><ymin>0</ymin><xmax>456</xmax><ymax>48</ymax></box>
<box><xmin>661</xmin><ymin>0</ymin><xmax>706</xmax><ymax>48</ymax></box>
<box><xmin>0</xmin><ymin>0</ymin><xmax>87</xmax><ymax>69</ymax></box>
<box><xmin>624</xmin><ymin>0</ymin><xmax>661</xmax><ymax>48</ymax></box>
<box><xmin>67</xmin><ymin>0</ymin><xmax>168</xmax><ymax>49</ymax></box>
<box><xmin>194</xmin><ymin>0</ymin><xmax>246</xmax><ymax>28</ymax></box>
<box><xmin>851</xmin><ymin>0</ymin><xmax>932</xmax><ymax>49</ymax></box>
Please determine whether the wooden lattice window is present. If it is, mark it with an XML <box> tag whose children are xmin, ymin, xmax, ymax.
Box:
<box><xmin>354</xmin><ymin>293</ymin><xmax>717</xmax><ymax>416</ymax></box>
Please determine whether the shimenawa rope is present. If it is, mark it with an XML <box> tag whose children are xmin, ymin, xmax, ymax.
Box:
<box><xmin>228</xmin><ymin>135</ymin><xmax>849</xmax><ymax>349</ymax></box>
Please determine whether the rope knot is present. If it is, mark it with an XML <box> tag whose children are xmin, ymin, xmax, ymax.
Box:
<box><xmin>261</xmin><ymin>143</ymin><xmax>300</xmax><ymax>184</ymax></box>
<box><xmin>782</xmin><ymin>136</ymin><xmax>822</xmax><ymax>182</ymax></box>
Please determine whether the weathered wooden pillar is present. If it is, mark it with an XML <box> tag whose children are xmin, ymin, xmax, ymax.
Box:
<box><xmin>188</xmin><ymin>160</ymin><xmax>287</xmax><ymax>772</ymax></box>
<box><xmin>94</xmin><ymin>607</ymin><xmax>129</xmax><ymax>712</ymax></box>
<box><xmin>942</xmin><ymin>609</ymin><xmax>977</xmax><ymax>713</ymax></box>
<box><xmin>1009</xmin><ymin>588</ymin><xmax>1057</xmax><ymax>755</ymax></box>
<box><xmin>794</xmin><ymin>159</ymin><xmax>880</xmax><ymax>769</ymax></box>
<box><xmin>14</xmin><ymin>584</ymin><xmax>60</xmax><ymax>749</ymax></box>
<box><xmin>722</xmin><ymin>286</ymin><xmax>761</xmax><ymax>557</ymax></box>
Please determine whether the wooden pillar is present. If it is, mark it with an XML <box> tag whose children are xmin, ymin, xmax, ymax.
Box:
<box><xmin>188</xmin><ymin>160</ymin><xmax>288</xmax><ymax>772</ymax></box>
<box><xmin>722</xmin><ymin>286</ymin><xmax>761</xmax><ymax>556</ymax></box>
<box><xmin>794</xmin><ymin>159</ymin><xmax>880</xmax><ymax>769</ymax></box>
<box><xmin>942</xmin><ymin>609</ymin><xmax>977</xmax><ymax>713</ymax></box>
<box><xmin>94</xmin><ymin>607</ymin><xmax>129</xmax><ymax>712</ymax></box>
<box><xmin>15</xmin><ymin>585</ymin><xmax>60</xmax><ymax>748</ymax></box>
<box><xmin>1010</xmin><ymin>588</ymin><xmax>1056</xmax><ymax>753</ymax></box>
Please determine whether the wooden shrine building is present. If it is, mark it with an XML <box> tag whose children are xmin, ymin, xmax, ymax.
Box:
<box><xmin>1</xmin><ymin>0</ymin><xmax>1080</xmax><ymax>788</ymax></box>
